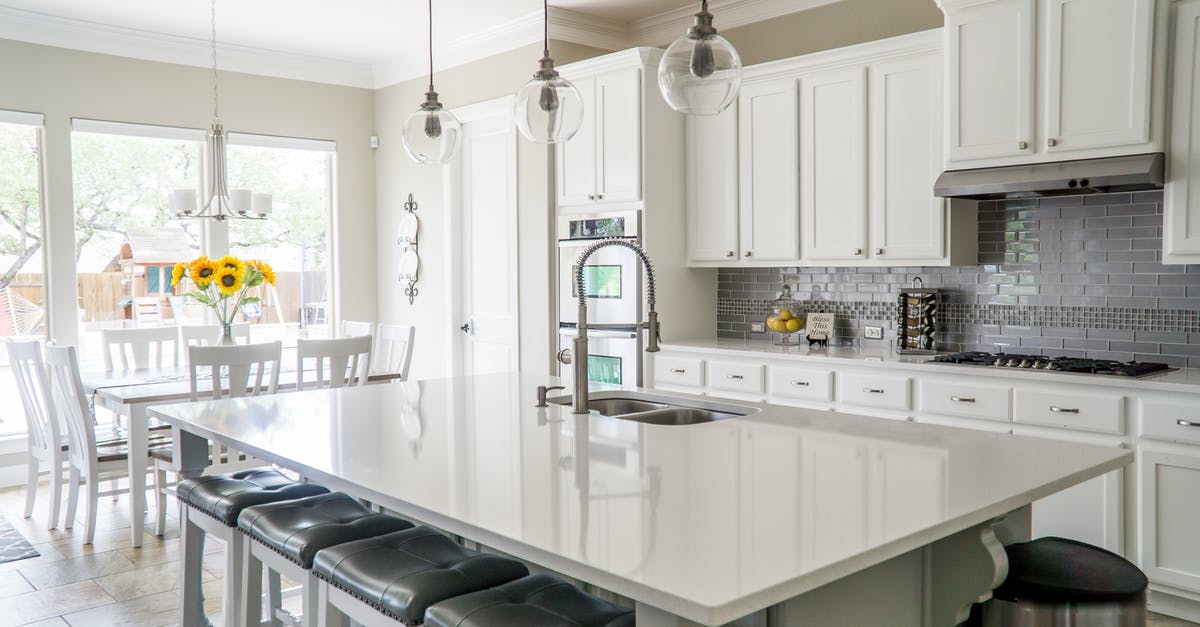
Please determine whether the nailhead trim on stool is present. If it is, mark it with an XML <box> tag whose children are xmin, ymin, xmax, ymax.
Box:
<box><xmin>312</xmin><ymin>526</ymin><xmax>530</xmax><ymax>625</ymax></box>
<box><xmin>238</xmin><ymin>492</ymin><xmax>414</xmax><ymax>567</ymax></box>
<box><xmin>424</xmin><ymin>573</ymin><xmax>635</xmax><ymax>627</ymax></box>
<box><xmin>178</xmin><ymin>467</ymin><xmax>329</xmax><ymax>524</ymax></box>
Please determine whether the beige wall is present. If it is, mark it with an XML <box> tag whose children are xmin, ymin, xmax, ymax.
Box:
<box><xmin>721</xmin><ymin>0</ymin><xmax>943</xmax><ymax>65</ymax></box>
<box><xmin>375</xmin><ymin>41</ymin><xmax>607</xmax><ymax>380</ymax></box>
<box><xmin>0</xmin><ymin>38</ymin><xmax>377</xmax><ymax>344</ymax></box>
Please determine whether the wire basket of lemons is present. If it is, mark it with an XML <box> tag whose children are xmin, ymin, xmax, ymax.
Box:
<box><xmin>765</xmin><ymin>284</ymin><xmax>804</xmax><ymax>345</ymax></box>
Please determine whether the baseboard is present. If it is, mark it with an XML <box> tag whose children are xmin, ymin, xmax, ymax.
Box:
<box><xmin>1149</xmin><ymin>586</ymin><xmax>1200</xmax><ymax>622</ymax></box>
<box><xmin>0</xmin><ymin>463</ymin><xmax>29</xmax><ymax>489</ymax></box>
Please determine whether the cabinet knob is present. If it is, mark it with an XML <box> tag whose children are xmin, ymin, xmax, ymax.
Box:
<box><xmin>875</xmin><ymin>248</ymin><xmax>884</xmax><ymax>255</ymax></box>
<box><xmin>587</xmin><ymin>194</ymin><xmax>596</xmax><ymax>200</ymax></box>
<box><xmin>852</xmin><ymin>248</ymin><xmax>862</xmax><ymax>255</ymax></box>
<box><xmin>1018</xmin><ymin>141</ymin><xmax>1029</xmax><ymax>150</ymax></box>
<box><xmin>726</xmin><ymin>250</ymin><xmax>735</xmax><ymax>258</ymax></box>
<box><xmin>745</xmin><ymin>251</ymin><xmax>753</xmax><ymax>258</ymax></box>
<box><xmin>1047</xmin><ymin>138</ymin><xmax>1058</xmax><ymax>147</ymax></box>
<box><xmin>597</xmin><ymin>194</ymin><xmax>605</xmax><ymax>200</ymax></box>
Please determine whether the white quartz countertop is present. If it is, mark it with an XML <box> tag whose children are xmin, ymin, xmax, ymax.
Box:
<box><xmin>149</xmin><ymin>373</ymin><xmax>1130</xmax><ymax>625</ymax></box>
<box><xmin>661</xmin><ymin>337</ymin><xmax>1200</xmax><ymax>393</ymax></box>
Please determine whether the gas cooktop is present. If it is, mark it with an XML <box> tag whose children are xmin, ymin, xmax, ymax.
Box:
<box><xmin>930</xmin><ymin>351</ymin><xmax>1174</xmax><ymax>378</ymax></box>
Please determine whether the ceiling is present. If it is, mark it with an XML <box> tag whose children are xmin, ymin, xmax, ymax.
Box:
<box><xmin>0</xmin><ymin>0</ymin><xmax>831</xmax><ymax>88</ymax></box>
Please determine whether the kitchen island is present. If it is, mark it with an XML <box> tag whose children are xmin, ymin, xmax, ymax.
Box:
<box><xmin>149</xmin><ymin>372</ymin><xmax>1131</xmax><ymax>626</ymax></box>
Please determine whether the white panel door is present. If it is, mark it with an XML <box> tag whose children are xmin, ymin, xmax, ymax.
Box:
<box><xmin>686</xmin><ymin>104</ymin><xmax>739</xmax><ymax>263</ymax></box>
<box><xmin>803</xmin><ymin>434</ymin><xmax>870</xmax><ymax>565</ymax></box>
<box><xmin>801</xmin><ymin>68</ymin><xmax>868</xmax><ymax>262</ymax></box>
<box><xmin>873</xmin><ymin>443</ymin><xmax>948</xmax><ymax>542</ymax></box>
<box><xmin>459</xmin><ymin>112</ymin><xmax>519</xmax><ymax>376</ymax></box>
<box><xmin>1164</xmin><ymin>0</ymin><xmax>1200</xmax><ymax>261</ymax></box>
<box><xmin>738</xmin><ymin>79</ymin><xmax>800</xmax><ymax>263</ymax></box>
<box><xmin>944</xmin><ymin>0</ymin><xmax>1035</xmax><ymax>162</ymax></box>
<box><xmin>596</xmin><ymin>68</ymin><xmax>642</xmax><ymax>205</ymax></box>
<box><xmin>1139</xmin><ymin>445</ymin><xmax>1200</xmax><ymax>592</ymax></box>
<box><xmin>871</xmin><ymin>55</ymin><xmax>946</xmax><ymax>261</ymax></box>
<box><xmin>740</xmin><ymin>426</ymin><xmax>803</xmax><ymax>583</ymax></box>
<box><xmin>1044</xmin><ymin>0</ymin><xmax>1154</xmax><ymax>153</ymax></box>
<box><xmin>557</xmin><ymin>77</ymin><xmax>597</xmax><ymax>208</ymax></box>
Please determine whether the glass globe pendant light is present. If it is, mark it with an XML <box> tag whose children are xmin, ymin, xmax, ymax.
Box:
<box><xmin>515</xmin><ymin>0</ymin><xmax>584</xmax><ymax>144</ymax></box>
<box><xmin>657</xmin><ymin>0</ymin><xmax>743</xmax><ymax>115</ymax></box>
<box><xmin>402</xmin><ymin>0</ymin><xmax>461</xmax><ymax>164</ymax></box>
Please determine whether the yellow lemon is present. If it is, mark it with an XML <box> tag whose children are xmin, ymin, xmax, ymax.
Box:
<box><xmin>777</xmin><ymin>308</ymin><xmax>793</xmax><ymax>321</ymax></box>
<box><xmin>767</xmin><ymin>318</ymin><xmax>788</xmax><ymax>333</ymax></box>
<box><xmin>785</xmin><ymin>318</ymin><xmax>804</xmax><ymax>332</ymax></box>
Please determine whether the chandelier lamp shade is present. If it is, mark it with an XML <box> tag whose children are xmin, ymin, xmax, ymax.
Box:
<box><xmin>514</xmin><ymin>0</ymin><xmax>584</xmax><ymax>144</ymax></box>
<box><xmin>402</xmin><ymin>0</ymin><xmax>462</xmax><ymax>164</ymax></box>
<box><xmin>657</xmin><ymin>0</ymin><xmax>743</xmax><ymax>116</ymax></box>
<box><xmin>174</xmin><ymin>0</ymin><xmax>271</xmax><ymax>220</ymax></box>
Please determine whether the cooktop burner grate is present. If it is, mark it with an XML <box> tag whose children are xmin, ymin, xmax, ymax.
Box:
<box><xmin>930</xmin><ymin>352</ymin><xmax>1174</xmax><ymax>378</ymax></box>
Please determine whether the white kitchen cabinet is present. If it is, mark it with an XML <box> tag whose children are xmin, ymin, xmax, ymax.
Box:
<box><xmin>1043</xmin><ymin>0</ymin><xmax>1154</xmax><ymax>153</ymax></box>
<box><xmin>556</xmin><ymin>68</ymin><xmax>642</xmax><ymax>209</ymax></box>
<box><xmin>939</xmin><ymin>0</ymin><xmax>1161</xmax><ymax>168</ymax></box>
<box><xmin>943</xmin><ymin>0</ymin><xmax>1036</xmax><ymax>162</ymax></box>
<box><xmin>740</xmin><ymin>424</ymin><xmax>804</xmax><ymax>582</ymax></box>
<box><xmin>1165</xmin><ymin>0</ymin><xmax>1200</xmax><ymax>263</ymax></box>
<box><xmin>801</xmin><ymin>68</ymin><xmax>868</xmax><ymax>262</ymax></box>
<box><xmin>1139</xmin><ymin>443</ymin><xmax>1200</xmax><ymax>593</ymax></box>
<box><xmin>738</xmin><ymin>79</ymin><xmax>801</xmax><ymax>263</ymax></box>
<box><xmin>870</xmin><ymin>55</ymin><xmax>947</xmax><ymax>261</ymax></box>
<box><xmin>685</xmin><ymin>105</ymin><xmax>739</xmax><ymax>263</ymax></box>
<box><xmin>802</xmin><ymin>433</ymin><xmax>871</xmax><ymax>564</ymax></box>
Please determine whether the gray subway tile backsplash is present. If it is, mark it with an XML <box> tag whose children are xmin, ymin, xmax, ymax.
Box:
<box><xmin>716</xmin><ymin>191</ymin><xmax>1200</xmax><ymax>360</ymax></box>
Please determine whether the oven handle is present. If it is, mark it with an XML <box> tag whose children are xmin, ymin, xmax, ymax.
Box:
<box><xmin>558</xmin><ymin>327</ymin><xmax>638</xmax><ymax>340</ymax></box>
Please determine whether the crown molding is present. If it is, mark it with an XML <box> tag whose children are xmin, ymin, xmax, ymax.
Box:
<box><xmin>0</xmin><ymin>4</ymin><xmax>375</xmax><ymax>88</ymax></box>
<box><xmin>631</xmin><ymin>0</ymin><xmax>844</xmax><ymax>46</ymax></box>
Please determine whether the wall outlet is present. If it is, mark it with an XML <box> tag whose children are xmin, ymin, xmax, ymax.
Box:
<box><xmin>864</xmin><ymin>325</ymin><xmax>883</xmax><ymax>340</ymax></box>
<box><xmin>750</xmin><ymin>322</ymin><xmax>765</xmax><ymax>333</ymax></box>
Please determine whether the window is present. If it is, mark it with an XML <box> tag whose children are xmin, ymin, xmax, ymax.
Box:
<box><xmin>70</xmin><ymin>120</ymin><xmax>204</xmax><ymax>364</ymax></box>
<box><xmin>0</xmin><ymin>110</ymin><xmax>46</xmax><ymax>437</ymax></box>
<box><xmin>226</xmin><ymin>134</ymin><xmax>334</xmax><ymax>340</ymax></box>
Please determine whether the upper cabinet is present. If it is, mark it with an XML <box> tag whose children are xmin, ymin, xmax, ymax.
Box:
<box><xmin>557</xmin><ymin>66</ymin><xmax>643</xmax><ymax>209</ymax></box>
<box><xmin>939</xmin><ymin>0</ymin><xmax>1164</xmax><ymax>169</ymax></box>
<box><xmin>1165</xmin><ymin>0</ymin><xmax>1200</xmax><ymax>263</ymax></box>
<box><xmin>686</xmin><ymin>30</ymin><xmax>976</xmax><ymax>268</ymax></box>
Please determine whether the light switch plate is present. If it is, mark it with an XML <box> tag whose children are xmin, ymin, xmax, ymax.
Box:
<box><xmin>864</xmin><ymin>325</ymin><xmax>883</xmax><ymax>340</ymax></box>
<box><xmin>750</xmin><ymin>322</ymin><xmax>765</xmax><ymax>333</ymax></box>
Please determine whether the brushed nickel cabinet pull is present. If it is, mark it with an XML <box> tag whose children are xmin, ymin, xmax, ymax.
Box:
<box><xmin>669</xmin><ymin>368</ymin><xmax>686</xmax><ymax>374</ymax></box>
<box><xmin>951</xmin><ymin>396</ymin><xmax>976</xmax><ymax>403</ymax></box>
<box><xmin>790</xmin><ymin>380</ymin><xmax>810</xmax><ymax>387</ymax></box>
<box><xmin>863</xmin><ymin>387</ymin><xmax>884</xmax><ymax>394</ymax></box>
<box><xmin>727</xmin><ymin>374</ymin><xmax>745</xmax><ymax>380</ymax></box>
<box><xmin>1049</xmin><ymin>405</ymin><xmax>1079</xmax><ymax>414</ymax></box>
<box><xmin>1179</xmin><ymin>419</ymin><xmax>1200</xmax><ymax>427</ymax></box>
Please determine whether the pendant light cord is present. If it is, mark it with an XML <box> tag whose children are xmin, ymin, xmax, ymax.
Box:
<box><xmin>543</xmin><ymin>0</ymin><xmax>550</xmax><ymax>57</ymax></box>
<box><xmin>427</xmin><ymin>0</ymin><xmax>435</xmax><ymax>92</ymax></box>
<box><xmin>210</xmin><ymin>0</ymin><xmax>219</xmax><ymax>120</ymax></box>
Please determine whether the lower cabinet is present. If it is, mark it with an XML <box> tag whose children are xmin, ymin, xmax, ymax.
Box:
<box><xmin>1139</xmin><ymin>443</ymin><xmax>1200</xmax><ymax>593</ymax></box>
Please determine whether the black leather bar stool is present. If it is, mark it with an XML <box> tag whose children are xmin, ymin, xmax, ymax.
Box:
<box><xmin>177</xmin><ymin>468</ymin><xmax>329</xmax><ymax>627</ymax></box>
<box><xmin>311</xmin><ymin>526</ymin><xmax>530</xmax><ymax>625</ymax></box>
<box><xmin>424</xmin><ymin>573</ymin><xmax>635</xmax><ymax>627</ymax></box>
<box><xmin>237</xmin><ymin>491</ymin><xmax>414</xmax><ymax>626</ymax></box>
<box><xmin>979</xmin><ymin>536</ymin><xmax>1148</xmax><ymax>626</ymax></box>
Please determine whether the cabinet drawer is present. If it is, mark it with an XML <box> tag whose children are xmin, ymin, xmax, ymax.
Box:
<box><xmin>920</xmin><ymin>379</ymin><xmax>1011</xmax><ymax>422</ymax></box>
<box><xmin>1141</xmin><ymin>397</ymin><xmax>1200</xmax><ymax>446</ymax></box>
<box><xmin>708</xmin><ymin>361</ymin><xmax>764</xmax><ymax>394</ymax></box>
<box><xmin>768</xmin><ymin>365</ymin><xmax>834</xmax><ymax>402</ymax></box>
<box><xmin>653</xmin><ymin>355</ymin><xmax>705</xmax><ymax>388</ymax></box>
<box><xmin>839</xmin><ymin>372</ymin><xmax>911</xmax><ymax>411</ymax></box>
<box><xmin>1014</xmin><ymin>388</ymin><xmax>1124</xmax><ymax>435</ymax></box>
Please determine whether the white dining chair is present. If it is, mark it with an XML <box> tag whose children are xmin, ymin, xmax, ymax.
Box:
<box><xmin>101</xmin><ymin>325</ymin><xmax>180</xmax><ymax>371</ymax></box>
<box><xmin>295</xmin><ymin>336</ymin><xmax>372</xmax><ymax>390</ymax></box>
<box><xmin>45</xmin><ymin>344</ymin><xmax>169</xmax><ymax>544</ymax></box>
<box><xmin>6</xmin><ymin>339</ymin><xmax>66</xmax><ymax>528</ymax></box>
<box><xmin>376</xmin><ymin>323</ymin><xmax>415</xmax><ymax>380</ymax></box>
<box><xmin>339</xmin><ymin>319</ymin><xmax>374</xmax><ymax>338</ymax></box>
<box><xmin>178</xmin><ymin>323</ymin><xmax>251</xmax><ymax>347</ymax></box>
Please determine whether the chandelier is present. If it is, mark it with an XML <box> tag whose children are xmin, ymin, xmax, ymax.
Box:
<box><xmin>173</xmin><ymin>0</ymin><xmax>271</xmax><ymax>220</ymax></box>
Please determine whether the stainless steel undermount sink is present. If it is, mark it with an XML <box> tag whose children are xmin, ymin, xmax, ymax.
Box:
<box><xmin>547</xmin><ymin>391</ymin><xmax>757</xmax><ymax>425</ymax></box>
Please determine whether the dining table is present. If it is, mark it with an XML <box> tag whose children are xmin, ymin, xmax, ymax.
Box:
<box><xmin>81</xmin><ymin>365</ymin><xmax>406</xmax><ymax>548</ymax></box>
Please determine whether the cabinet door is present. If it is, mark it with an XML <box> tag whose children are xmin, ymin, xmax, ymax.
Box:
<box><xmin>1165</xmin><ymin>1</ymin><xmax>1200</xmax><ymax>261</ymax></box>
<box><xmin>740</xmin><ymin>426</ymin><xmax>803</xmax><ymax>582</ymax></box>
<box><xmin>557</xmin><ymin>77</ymin><xmax>597</xmax><ymax>207</ymax></box>
<box><xmin>686</xmin><ymin>105</ymin><xmax>739</xmax><ymax>263</ymax></box>
<box><xmin>871</xmin><ymin>55</ymin><xmax>946</xmax><ymax>260</ymax></box>
<box><xmin>801</xmin><ymin>68</ymin><xmax>868</xmax><ymax>261</ymax></box>
<box><xmin>738</xmin><ymin>80</ymin><xmax>801</xmax><ymax>262</ymax></box>
<box><xmin>1043</xmin><ymin>0</ymin><xmax>1154</xmax><ymax>153</ymax></box>
<box><xmin>944</xmin><ymin>0</ymin><xmax>1035</xmax><ymax>162</ymax></box>
<box><xmin>595</xmin><ymin>69</ymin><xmax>642</xmax><ymax>204</ymax></box>
<box><xmin>1140</xmin><ymin>445</ymin><xmax>1200</xmax><ymax>591</ymax></box>
<box><xmin>803</xmin><ymin>434</ymin><xmax>870</xmax><ymax>565</ymax></box>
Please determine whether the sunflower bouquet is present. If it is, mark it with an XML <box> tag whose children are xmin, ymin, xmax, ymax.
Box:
<box><xmin>171</xmin><ymin>255</ymin><xmax>276</xmax><ymax>333</ymax></box>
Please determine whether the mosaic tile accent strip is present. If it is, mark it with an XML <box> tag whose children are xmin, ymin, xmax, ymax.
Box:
<box><xmin>715</xmin><ymin>191</ymin><xmax>1200</xmax><ymax>367</ymax></box>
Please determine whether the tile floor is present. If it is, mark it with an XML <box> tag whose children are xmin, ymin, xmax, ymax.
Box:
<box><xmin>0</xmin><ymin>480</ymin><xmax>1195</xmax><ymax>626</ymax></box>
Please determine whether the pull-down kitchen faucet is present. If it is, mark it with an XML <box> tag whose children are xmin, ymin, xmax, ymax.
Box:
<box><xmin>557</xmin><ymin>238</ymin><xmax>659</xmax><ymax>414</ymax></box>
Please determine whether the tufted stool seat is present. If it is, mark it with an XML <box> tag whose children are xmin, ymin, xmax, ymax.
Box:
<box><xmin>424</xmin><ymin>573</ymin><xmax>635</xmax><ymax>627</ymax></box>
<box><xmin>176</xmin><ymin>467</ymin><xmax>328</xmax><ymax>627</ymax></box>
<box><xmin>312</xmin><ymin>526</ymin><xmax>530</xmax><ymax>625</ymax></box>
<box><xmin>237</xmin><ymin>492</ymin><xmax>414</xmax><ymax>625</ymax></box>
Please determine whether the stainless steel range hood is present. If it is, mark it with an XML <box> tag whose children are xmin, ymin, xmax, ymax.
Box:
<box><xmin>934</xmin><ymin>153</ymin><xmax>1165</xmax><ymax>200</ymax></box>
